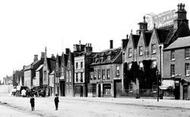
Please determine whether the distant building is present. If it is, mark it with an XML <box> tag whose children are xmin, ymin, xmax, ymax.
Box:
<box><xmin>65</xmin><ymin>48</ymin><xmax>74</xmax><ymax>97</ymax></box>
<box><xmin>42</xmin><ymin>48</ymin><xmax>56</xmax><ymax>96</ymax></box>
<box><xmin>3</xmin><ymin>75</ymin><xmax>13</xmax><ymax>85</ymax></box>
<box><xmin>13</xmin><ymin>70</ymin><xmax>24</xmax><ymax>87</ymax></box>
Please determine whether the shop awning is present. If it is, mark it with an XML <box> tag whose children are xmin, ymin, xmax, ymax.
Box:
<box><xmin>159</xmin><ymin>80</ymin><xmax>174</xmax><ymax>90</ymax></box>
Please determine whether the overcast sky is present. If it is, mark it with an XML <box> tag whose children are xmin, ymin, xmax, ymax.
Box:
<box><xmin>0</xmin><ymin>0</ymin><xmax>189</xmax><ymax>81</ymax></box>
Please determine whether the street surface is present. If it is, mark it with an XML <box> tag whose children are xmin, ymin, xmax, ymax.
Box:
<box><xmin>0</xmin><ymin>104</ymin><xmax>40</xmax><ymax>117</ymax></box>
<box><xmin>0</xmin><ymin>85</ymin><xmax>190</xmax><ymax>117</ymax></box>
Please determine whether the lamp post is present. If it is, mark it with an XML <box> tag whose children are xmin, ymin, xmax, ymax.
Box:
<box><xmin>157</xmin><ymin>45</ymin><xmax>162</xmax><ymax>102</ymax></box>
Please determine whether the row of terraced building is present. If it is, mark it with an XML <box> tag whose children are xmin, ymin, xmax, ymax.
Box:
<box><xmin>13</xmin><ymin>3</ymin><xmax>190</xmax><ymax>100</ymax></box>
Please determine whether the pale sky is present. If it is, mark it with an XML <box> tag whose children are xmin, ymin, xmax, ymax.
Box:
<box><xmin>0</xmin><ymin>0</ymin><xmax>189</xmax><ymax>81</ymax></box>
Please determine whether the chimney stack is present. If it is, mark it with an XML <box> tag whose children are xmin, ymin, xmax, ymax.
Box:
<box><xmin>41</xmin><ymin>52</ymin><xmax>45</xmax><ymax>59</ymax></box>
<box><xmin>66</xmin><ymin>48</ymin><xmax>70</xmax><ymax>55</ymax></box>
<box><xmin>122</xmin><ymin>35</ymin><xmax>129</xmax><ymax>49</ymax></box>
<box><xmin>110</xmin><ymin>40</ymin><xmax>113</xmax><ymax>49</ymax></box>
<box><xmin>34</xmin><ymin>54</ymin><xmax>38</xmax><ymax>62</ymax></box>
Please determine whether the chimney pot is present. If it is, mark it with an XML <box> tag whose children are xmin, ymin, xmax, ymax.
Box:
<box><xmin>110</xmin><ymin>40</ymin><xmax>113</xmax><ymax>49</ymax></box>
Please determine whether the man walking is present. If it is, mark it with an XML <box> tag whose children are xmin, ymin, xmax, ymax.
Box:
<box><xmin>54</xmin><ymin>94</ymin><xmax>59</xmax><ymax>110</ymax></box>
<box><xmin>30</xmin><ymin>95</ymin><xmax>35</xmax><ymax>111</ymax></box>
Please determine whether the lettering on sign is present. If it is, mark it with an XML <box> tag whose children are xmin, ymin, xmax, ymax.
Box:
<box><xmin>145</xmin><ymin>10</ymin><xmax>177</xmax><ymax>30</ymax></box>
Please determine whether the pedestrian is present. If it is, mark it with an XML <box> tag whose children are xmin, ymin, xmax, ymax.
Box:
<box><xmin>54</xmin><ymin>94</ymin><xmax>59</xmax><ymax>110</ymax></box>
<box><xmin>30</xmin><ymin>95</ymin><xmax>35</xmax><ymax>111</ymax></box>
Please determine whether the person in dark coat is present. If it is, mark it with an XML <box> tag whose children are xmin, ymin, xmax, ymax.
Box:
<box><xmin>30</xmin><ymin>95</ymin><xmax>35</xmax><ymax>111</ymax></box>
<box><xmin>54</xmin><ymin>94</ymin><xmax>59</xmax><ymax>110</ymax></box>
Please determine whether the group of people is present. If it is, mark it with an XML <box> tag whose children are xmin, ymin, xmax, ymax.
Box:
<box><xmin>30</xmin><ymin>94</ymin><xmax>59</xmax><ymax>111</ymax></box>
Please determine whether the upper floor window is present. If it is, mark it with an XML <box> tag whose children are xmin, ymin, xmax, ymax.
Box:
<box><xmin>185</xmin><ymin>63</ymin><xmax>190</xmax><ymax>76</ymax></box>
<box><xmin>151</xmin><ymin>44</ymin><xmax>156</xmax><ymax>54</ymax></box>
<box><xmin>98</xmin><ymin>69</ymin><xmax>101</xmax><ymax>79</ymax></box>
<box><xmin>185</xmin><ymin>48</ymin><xmax>190</xmax><ymax>59</ymax></box>
<box><xmin>102</xmin><ymin>69</ymin><xmax>105</xmax><ymax>80</ymax></box>
<box><xmin>128</xmin><ymin>48</ymin><xmax>132</xmax><ymax>58</ymax></box>
<box><xmin>170</xmin><ymin>64</ymin><xmax>175</xmax><ymax>77</ymax></box>
<box><xmin>76</xmin><ymin>62</ymin><xmax>78</xmax><ymax>69</ymax></box>
<box><xmin>139</xmin><ymin>46</ymin><xmax>143</xmax><ymax>56</ymax></box>
<box><xmin>171</xmin><ymin>50</ymin><xmax>175</xmax><ymax>61</ymax></box>
<box><xmin>116</xmin><ymin>66</ymin><xmax>120</xmax><ymax>77</ymax></box>
<box><xmin>107</xmin><ymin>69</ymin><xmax>110</xmax><ymax>79</ymax></box>
<box><xmin>81</xmin><ymin>62</ymin><xmax>83</xmax><ymax>68</ymax></box>
<box><xmin>76</xmin><ymin>73</ymin><xmax>78</xmax><ymax>82</ymax></box>
<box><xmin>80</xmin><ymin>72</ymin><xmax>83</xmax><ymax>82</ymax></box>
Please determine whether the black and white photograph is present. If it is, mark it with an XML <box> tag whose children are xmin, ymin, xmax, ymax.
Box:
<box><xmin>0</xmin><ymin>0</ymin><xmax>190</xmax><ymax>117</ymax></box>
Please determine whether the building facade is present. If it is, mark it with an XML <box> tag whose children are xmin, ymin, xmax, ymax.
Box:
<box><xmin>164</xmin><ymin>36</ymin><xmax>190</xmax><ymax>100</ymax></box>
<box><xmin>73</xmin><ymin>42</ymin><xmax>93</xmax><ymax>97</ymax></box>
<box><xmin>90</xmin><ymin>40</ymin><xmax>123</xmax><ymax>97</ymax></box>
<box><xmin>122</xmin><ymin>3</ymin><xmax>190</xmax><ymax>98</ymax></box>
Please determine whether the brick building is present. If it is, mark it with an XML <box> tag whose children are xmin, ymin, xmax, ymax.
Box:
<box><xmin>122</xmin><ymin>3</ymin><xmax>190</xmax><ymax>98</ymax></box>
<box><xmin>164</xmin><ymin>36</ymin><xmax>190</xmax><ymax>100</ymax></box>
<box><xmin>89</xmin><ymin>40</ymin><xmax>122</xmax><ymax>97</ymax></box>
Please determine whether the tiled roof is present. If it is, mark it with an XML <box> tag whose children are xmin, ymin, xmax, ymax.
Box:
<box><xmin>164</xmin><ymin>22</ymin><xmax>190</xmax><ymax>46</ymax></box>
<box><xmin>47</xmin><ymin>58</ymin><xmax>56</xmax><ymax>73</ymax></box>
<box><xmin>91</xmin><ymin>47</ymin><xmax>122</xmax><ymax>65</ymax></box>
<box><xmin>144</xmin><ymin>31</ymin><xmax>152</xmax><ymax>46</ymax></box>
<box><xmin>156</xmin><ymin>29</ymin><xmax>170</xmax><ymax>44</ymax></box>
<box><xmin>164</xmin><ymin>36</ymin><xmax>190</xmax><ymax>50</ymax></box>
<box><xmin>132</xmin><ymin>34</ymin><xmax>140</xmax><ymax>48</ymax></box>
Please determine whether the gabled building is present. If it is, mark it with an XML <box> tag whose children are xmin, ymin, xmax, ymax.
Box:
<box><xmin>42</xmin><ymin>48</ymin><xmax>56</xmax><ymax>96</ymax></box>
<box><xmin>90</xmin><ymin>40</ymin><xmax>122</xmax><ymax>97</ymax></box>
<box><xmin>123</xmin><ymin>3</ymin><xmax>190</xmax><ymax>98</ymax></box>
<box><xmin>55</xmin><ymin>54</ymin><xmax>64</xmax><ymax>96</ymax></box>
<box><xmin>65</xmin><ymin>48</ymin><xmax>74</xmax><ymax>97</ymax></box>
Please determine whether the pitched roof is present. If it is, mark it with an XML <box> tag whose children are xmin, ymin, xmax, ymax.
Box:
<box><xmin>144</xmin><ymin>31</ymin><xmax>152</xmax><ymax>46</ymax></box>
<box><xmin>164</xmin><ymin>22</ymin><xmax>190</xmax><ymax>46</ymax></box>
<box><xmin>164</xmin><ymin>36</ymin><xmax>190</xmax><ymax>50</ymax></box>
<box><xmin>156</xmin><ymin>29</ymin><xmax>170</xmax><ymax>44</ymax></box>
<box><xmin>47</xmin><ymin>58</ymin><xmax>56</xmax><ymax>73</ymax></box>
<box><xmin>132</xmin><ymin>34</ymin><xmax>140</xmax><ymax>48</ymax></box>
<box><xmin>91</xmin><ymin>47</ymin><xmax>122</xmax><ymax>65</ymax></box>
